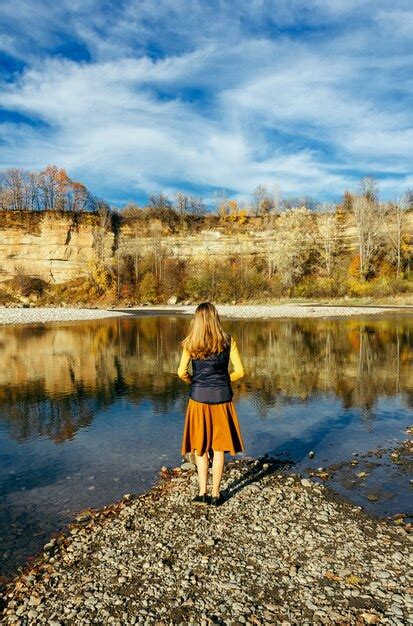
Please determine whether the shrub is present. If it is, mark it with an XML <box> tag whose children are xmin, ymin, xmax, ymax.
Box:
<box><xmin>11</xmin><ymin>271</ymin><xmax>48</xmax><ymax>297</ymax></box>
<box><xmin>346</xmin><ymin>276</ymin><xmax>411</xmax><ymax>297</ymax></box>
<box><xmin>86</xmin><ymin>259</ymin><xmax>114</xmax><ymax>295</ymax></box>
<box><xmin>139</xmin><ymin>272</ymin><xmax>157</xmax><ymax>302</ymax></box>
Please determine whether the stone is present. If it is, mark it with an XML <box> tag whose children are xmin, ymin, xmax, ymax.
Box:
<box><xmin>1</xmin><ymin>456</ymin><xmax>411</xmax><ymax>624</ymax></box>
<box><xmin>180</xmin><ymin>462</ymin><xmax>196</xmax><ymax>471</ymax></box>
<box><xmin>359</xmin><ymin>613</ymin><xmax>381</xmax><ymax>624</ymax></box>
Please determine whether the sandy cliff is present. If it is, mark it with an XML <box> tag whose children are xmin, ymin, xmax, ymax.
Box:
<box><xmin>0</xmin><ymin>210</ymin><xmax>412</xmax><ymax>284</ymax></box>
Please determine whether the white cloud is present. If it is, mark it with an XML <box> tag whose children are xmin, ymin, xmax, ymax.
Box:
<box><xmin>0</xmin><ymin>0</ymin><xmax>412</xmax><ymax>203</ymax></box>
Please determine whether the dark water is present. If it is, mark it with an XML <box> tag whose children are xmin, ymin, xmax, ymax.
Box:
<box><xmin>0</xmin><ymin>313</ymin><xmax>412</xmax><ymax>580</ymax></box>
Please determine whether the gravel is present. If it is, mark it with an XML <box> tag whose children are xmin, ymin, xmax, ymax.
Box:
<box><xmin>2</xmin><ymin>457</ymin><xmax>411</xmax><ymax>625</ymax></box>
<box><xmin>0</xmin><ymin>306</ymin><xmax>129</xmax><ymax>326</ymax></box>
<box><xmin>138</xmin><ymin>303</ymin><xmax>409</xmax><ymax>320</ymax></box>
<box><xmin>1</xmin><ymin>303</ymin><xmax>410</xmax><ymax>327</ymax></box>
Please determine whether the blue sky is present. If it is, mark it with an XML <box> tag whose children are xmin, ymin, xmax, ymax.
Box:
<box><xmin>0</xmin><ymin>0</ymin><xmax>412</xmax><ymax>206</ymax></box>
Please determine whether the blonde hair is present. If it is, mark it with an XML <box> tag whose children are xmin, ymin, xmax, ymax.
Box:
<box><xmin>180</xmin><ymin>302</ymin><xmax>230</xmax><ymax>359</ymax></box>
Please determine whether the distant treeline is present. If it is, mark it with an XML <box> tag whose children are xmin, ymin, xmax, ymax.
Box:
<box><xmin>0</xmin><ymin>165</ymin><xmax>324</xmax><ymax>217</ymax></box>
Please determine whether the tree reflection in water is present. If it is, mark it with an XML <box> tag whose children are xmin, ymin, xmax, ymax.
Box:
<box><xmin>0</xmin><ymin>315</ymin><xmax>412</xmax><ymax>442</ymax></box>
<box><xmin>0</xmin><ymin>313</ymin><xmax>412</xmax><ymax>582</ymax></box>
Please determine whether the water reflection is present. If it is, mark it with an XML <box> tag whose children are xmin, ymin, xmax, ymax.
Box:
<box><xmin>1</xmin><ymin>317</ymin><xmax>412</xmax><ymax>443</ymax></box>
<box><xmin>0</xmin><ymin>314</ymin><xmax>412</xmax><ymax>581</ymax></box>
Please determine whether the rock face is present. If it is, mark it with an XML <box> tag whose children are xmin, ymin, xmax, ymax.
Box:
<box><xmin>0</xmin><ymin>212</ymin><xmax>114</xmax><ymax>284</ymax></box>
<box><xmin>1</xmin><ymin>210</ymin><xmax>412</xmax><ymax>285</ymax></box>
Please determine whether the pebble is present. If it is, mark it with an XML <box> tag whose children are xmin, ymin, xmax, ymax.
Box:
<box><xmin>1</xmin><ymin>457</ymin><xmax>410</xmax><ymax>624</ymax></box>
<box><xmin>0</xmin><ymin>304</ymin><xmax>394</xmax><ymax>327</ymax></box>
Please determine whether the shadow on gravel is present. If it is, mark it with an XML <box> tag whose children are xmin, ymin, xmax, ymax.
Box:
<box><xmin>220</xmin><ymin>453</ymin><xmax>295</xmax><ymax>503</ymax></box>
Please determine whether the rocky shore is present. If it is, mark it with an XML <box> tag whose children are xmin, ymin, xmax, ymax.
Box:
<box><xmin>2</xmin><ymin>457</ymin><xmax>412</xmax><ymax>625</ymax></box>
<box><xmin>1</xmin><ymin>302</ymin><xmax>412</xmax><ymax>326</ymax></box>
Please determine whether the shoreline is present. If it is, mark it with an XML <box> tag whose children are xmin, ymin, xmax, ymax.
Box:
<box><xmin>2</xmin><ymin>457</ymin><xmax>411</xmax><ymax>624</ymax></box>
<box><xmin>1</xmin><ymin>302</ymin><xmax>413</xmax><ymax>326</ymax></box>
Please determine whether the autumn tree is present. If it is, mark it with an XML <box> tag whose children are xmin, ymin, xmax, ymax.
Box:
<box><xmin>352</xmin><ymin>193</ymin><xmax>383</xmax><ymax>280</ymax></box>
<box><xmin>67</xmin><ymin>181</ymin><xmax>94</xmax><ymax>213</ymax></box>
<box><xmin>317</xmin><ymin>204</ymin><xmax>341</xmax><ymax>277</ymax></box>
<box><xmin>269</xmin><ymin>207</ymin><xmax>315</xmax><ymax>289</ymax></box>
<box><xmin>0</xmin><ymin>166</ymin><xmax>95</xmax><ymax>213</ymax></box>
<box><xmin>379</xmin><ymin>194</ymin><xmax>410</xmax><ymax>278</ymax></box>
<box><xmin>218</xmin><ymin>199</ymin><xmax>247</xmax><ymax>225</ymax></box>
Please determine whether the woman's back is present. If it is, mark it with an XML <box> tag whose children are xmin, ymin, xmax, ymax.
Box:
<box><xmin>190</xmin><ymin>339</ymin><xmax>232</xmax><ymax>403</ymax></box>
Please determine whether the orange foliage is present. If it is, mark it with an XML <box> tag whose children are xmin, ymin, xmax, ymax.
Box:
<box><xmin>219</xmin><ymin>199</ymin><xmax>247</xmax><ymax>225</ymax></box>
<box><xmin>348</xmin><ymin>255</ymin><xmax>360</xmax><ymax>278</ymax></box>
<box><xmin>347</xmin><ymin>329</ymin><xmax>361</xmax><ymax>351</ymax></box>
<box><xmin>376</xmin><ymin>260</ymin><xmax>394</xmax><ymax>277</ymax></box>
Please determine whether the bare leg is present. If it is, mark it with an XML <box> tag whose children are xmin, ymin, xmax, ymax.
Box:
<box><xmin>212</xmin><ymin>450</ymin><xmax>224</xmax><ymax>497</ymax></box>
<box><xmin>194</xmin><ymin>450</ymin><xmax>209</xmax><ymax>495</ymax></box>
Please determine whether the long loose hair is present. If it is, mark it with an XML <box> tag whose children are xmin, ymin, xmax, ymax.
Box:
<box><xmin>180</xmin><ymin>302</ymin><xmax>230</xmax><ymax>359</ymax></box>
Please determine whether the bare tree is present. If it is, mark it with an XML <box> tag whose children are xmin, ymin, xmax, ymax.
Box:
<box><xmin>359</xmin><ymin>176</ymin><xmax>379</xmax><ymax>204</ymax></box>
<box><xmin>174</xmin><ymin>192</ymin><xmax>206</xmax><ymax>217</ymax></box>
<box><xmin>174</xmin><ymin>192</ymin><xmax>190</xmax><ymax>216</ymax></box>
<box><xmin>352</xmin><ymin>194</ymin><xmax>383</xmax><ymax>279</ymax></box>
<box><xmin>252</xmin><ymin>185</ymin><xmax>275</xmax><ymax>217</ymax></box>
<box><xmin>272</xmin><ymin>184</ymin><xmax>281</xmax><ymax>213</ymax></box>
<box><xmin>380</xmin><ymin>194</ymin><xmax>410</xmax><ymax>278</ymax></box>
<box><xmin>188</xmin><ymin>196</ymin><xmax>206</xmax><ymax>216</ymax></box>
<box><xmin>317</xmin><ymin>203</ymin><xmax>340</xmax><ymax>277</ymax></box>
<box><xmin>212</xmin><ymin>189</ymin><xmax>228</xmax><ymax>216</ymax></box>
<box><xmin>2</xmin><ymin>168</ymin><xmax>24</xmax><ymax>210</ymax></box>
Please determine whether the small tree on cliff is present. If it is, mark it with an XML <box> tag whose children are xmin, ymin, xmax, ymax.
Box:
<box><xmin>379</xmin><ymin>193</ymin><xmax>410</xmax><ymax>279</ymax></box>
<box><xmin>252</xmin><ymin>185</ymin><xmax>275</xmax><ymax>217</ymax></box>
<box><xmin>269</xmin><ymin>207</ymin><xmax>314</xmax><ymax>291</ymax></box>
<box><xmin>352</xmin><ymin>180</ymin><xmax>383</xmax><ymax>280</ymax></box>
<box><xmin>317</xmin><ymin>204</ymin><xmax>341</xmax><ymax>277</ymax></box>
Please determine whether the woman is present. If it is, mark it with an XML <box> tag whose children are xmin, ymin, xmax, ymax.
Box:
<box><xmin>177</xmin><ymin>302</ymin><xmax>246</xmax><ymax>506</ymax></box>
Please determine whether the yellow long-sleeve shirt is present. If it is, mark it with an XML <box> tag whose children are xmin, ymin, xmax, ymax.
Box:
<box><xmin>177</xmin><ymin>337</ymin><xmax>245</xmax><ymax>385</ymax></box>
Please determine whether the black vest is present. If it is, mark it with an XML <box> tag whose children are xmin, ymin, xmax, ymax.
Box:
<box><xmin>189</xmin><ymin>338</ymin><xmax>233</xmax><ymax>404</ymax></box>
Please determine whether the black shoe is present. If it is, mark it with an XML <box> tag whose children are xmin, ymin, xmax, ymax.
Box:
<box><xmin>210</xmin><ymin>494</ymin><xmax>224</xmax><ymax>507</ymax></box>
<box><xmin>192</xmin><ymin>493</ymin><xmax>209</xmax><ymax>505</ymax></box>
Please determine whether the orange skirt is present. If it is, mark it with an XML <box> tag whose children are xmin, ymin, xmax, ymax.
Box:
<box><xmin>181</xmin><ymin>398</ymin><xmax>245</xmax><ymax>457</ymax></box>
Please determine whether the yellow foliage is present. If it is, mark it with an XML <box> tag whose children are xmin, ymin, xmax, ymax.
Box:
<box><xmin>139</xmin><ymin>272</ymin><xmax>157</xmax><ymax>301</ymax></box>
<box><xmin>219</xmin><ymin>200</ymin><xmax>247</xmax><ymax>225</ymax></box>
<box><xmin>348</xmin><ymin>255</ymin><xmax>360</xmax><ymax>278</ymax></box>
<box><xmin>86</xmin><ymin>259</ymin><xmax>112</xmax><ymax>295</ymax></box>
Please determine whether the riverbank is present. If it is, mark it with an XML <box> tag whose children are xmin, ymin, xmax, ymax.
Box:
<box><xmin>2</xmin><ymin>457</ymin><xmax>411</xmax><ymax>625</ymax></box>
<box><xmin>1</xmin><ymin>302</ymin><xmax>413</xmax><ymax>326</ymax></box>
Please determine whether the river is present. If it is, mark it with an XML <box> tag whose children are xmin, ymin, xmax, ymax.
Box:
<box><xmin>0</xmin><ymin>313</ymin><xmax>412</xmax><ymax>581</ymax></box>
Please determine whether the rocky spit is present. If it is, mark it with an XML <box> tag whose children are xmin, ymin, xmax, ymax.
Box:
<box><xmin>2</xmin><ymin>457</ymin><xmax>412</xmax><ymax>625</ymax></box>
<box><xmin>126</xmin><ymin>303</ymin><xmax>411</xmax><ymax>321</ymax></box>
<box><xmin>1</xmin><ymin>303</ymin><xmax>411</xmax><ymax>327</ymax></box>
<box><xmin>0</xmin><ymin>306</ymin><xmax>129</xmax><ymax>326</ymax></box>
